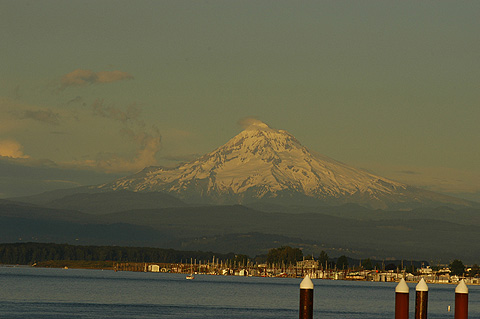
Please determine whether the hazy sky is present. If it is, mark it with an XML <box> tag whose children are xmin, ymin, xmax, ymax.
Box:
<box><xmin>1</xmin><ymin>1</ymin><xmax>479</xmax><ymax>201</ymax></box>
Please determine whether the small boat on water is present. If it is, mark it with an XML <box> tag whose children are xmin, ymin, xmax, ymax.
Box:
<box><xmin>186</xmin><ymin>258</ymin><xmax>195</xmax><ymax>279</ymax></box>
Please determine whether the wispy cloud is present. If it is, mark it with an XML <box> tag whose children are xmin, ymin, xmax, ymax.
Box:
<box><xmin>21</xmin><ymin>109</ymin><xmax>60</xmax><ymax>125</ymax></box>
<box><xmin>92</xmin><ymin>99</ymin><xmax>141</xmax><ymax>124</ymax></box>
<box><xmin>238</xmin><ymin>116</ymin><xmax>269</xmax><ymax>129</ymax></box>
<box><xmin>65</xmin><ymin>132</ymin><xmax>161</xmax><ymax>173</ymax></box>
<box><xmin>1</xmin><ymin>97</ymin><xmax>64</xmax><ymax>131</ymax></box>
<box><xmin>0</xmin><ymin>92</ymin><xmax>163</xmax><ymax>175</ymax></box>
<box><xmin>75</xmin><ymin>99</ymin><xmax>163</xmax><ymax>173</ymax></box>
<box><xmin>60</xmin><ymin>69</ymin><xmax>133</xmax><ymax>89</ymax></box>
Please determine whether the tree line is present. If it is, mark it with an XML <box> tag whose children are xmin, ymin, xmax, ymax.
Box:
<box><xmin>266</xmin><ymin>247</ymin><xmax>363</xmax><ymax>269</ymax></box>
<box><xmin>0</xmin><ymin>242</ymin><xmax>239</xmax><ymax>265</ymax></box>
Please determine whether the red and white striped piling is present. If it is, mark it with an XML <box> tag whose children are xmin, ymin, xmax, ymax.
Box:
<box><xmin>415</xmin><ymin>278</ymin><xmax>428</xmax><ymax>319</ymax></box>
<box><xmin>299</xmin><ymin>275</ymin><xmax>314</xmax><ymax>319</ymax></box>
<box><xmin>395</xmin><ymin>278</ymin><xmax>409</xmax><ymax>319</ymax></box>
<box><xmin>455</xmin><ymin>280</ymin><xmax>468</xmax><ymax>319</ymax></box>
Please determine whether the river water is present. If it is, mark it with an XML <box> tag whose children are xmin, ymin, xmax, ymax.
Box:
<box><xmin>0</xmin><ymin>266</ymin><xmax>479</xmax><ymax>318</ymax></box>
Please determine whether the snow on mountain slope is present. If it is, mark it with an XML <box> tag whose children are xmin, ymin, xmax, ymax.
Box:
<box><xmin>98</xmin><ymin>121</ymin><xmax>473</xmax><ymax>209</ymax></box>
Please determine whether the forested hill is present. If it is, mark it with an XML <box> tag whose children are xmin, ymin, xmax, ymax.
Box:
<box><xmin>0</xmin><ymin>242</ymin><xmax>240</xmax><ymax>265</ymax></box>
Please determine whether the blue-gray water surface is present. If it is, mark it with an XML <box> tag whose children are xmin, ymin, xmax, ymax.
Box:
<box><xmin>1</xmin><ymin>266</ymin><xmax>479</xmax><ymax>318</ymax></box>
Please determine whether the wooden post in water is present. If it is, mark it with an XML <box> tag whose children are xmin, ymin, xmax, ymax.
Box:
<box><xmin>299</xmin><ymin>275</ymin><xmax>314</xmax><ymax>319</ymax></box>
<box><xmin>395</xmin><ymin>278</ymin><xmax>409</xmax><ymax>319</ymax></box>
<box><xmin>455</xmin><ymin>280</ymin><xmax>468</xmax><ymax>319</ymax></box>
<box><xmin>415</xmin><ymin>278</ymin><xmax>428</xmax><ymax>319</ymax></box>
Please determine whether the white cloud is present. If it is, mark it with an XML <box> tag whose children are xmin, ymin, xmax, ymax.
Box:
<box><xmin>0</xmin><ymin>139</ymin><xmax>30</xmax><ymax>159</ymax></box>
<box><xmin>237</xmin><ymin>116</ymin><xmax>270</xmax><ymax>129</ymax></box>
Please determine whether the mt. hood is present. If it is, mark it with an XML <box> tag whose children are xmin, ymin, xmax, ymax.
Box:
<box><xmin>99</xmin><ymin>121</ymin><xmax>473</xmax><ymax>209</ymax></box>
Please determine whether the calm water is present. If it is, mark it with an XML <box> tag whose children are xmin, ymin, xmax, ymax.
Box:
<box><xmin>1</xmin><ymin>266</ymin><xmax>479</xmax><ymax>318</ymax></box>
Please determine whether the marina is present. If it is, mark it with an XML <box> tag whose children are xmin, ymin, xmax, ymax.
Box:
<box><xmin>1</xmin><ymin>266</ymin><xmax>479</xmax><ymax>318</ymax></box>
<box><xmin>115</xmin><ymin>260</ymin><xmax>480</xmax><ymax>285</ymax></box>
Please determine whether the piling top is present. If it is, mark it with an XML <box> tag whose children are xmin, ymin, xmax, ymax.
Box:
<box><xmin>300</xmin><ymin>275</ymin><xmax>314</xmax><ymax>289</ymax></box>
<box><xmin>455</xmin><ymin>279</ymin><xmax>468</xmax><ymax>294</ymax></box>
<box><xmin>416</xmin><ymin>278</ymin><xmax>428</xmax><ymax>292</ymax></box>
<box><xmin>395</xmin><ymin>278</ymin><xmax>409</xmax><ymax>293</ymax></box>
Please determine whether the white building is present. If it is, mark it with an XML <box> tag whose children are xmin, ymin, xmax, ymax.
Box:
<box><xmin>148</xmin><ymin>264</ymin><xmax>160</xmax><ymax>272</ymax></box>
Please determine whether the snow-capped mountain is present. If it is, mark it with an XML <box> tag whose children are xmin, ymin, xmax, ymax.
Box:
<box><xmin>98</xmin><ymin>121</ymin><xmax>473</xmax><ymax>209</ymax></box>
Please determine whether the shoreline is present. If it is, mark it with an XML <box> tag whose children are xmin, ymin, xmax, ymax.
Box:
<box><xmin>2</xmin><ymin>261</ymin><xmax>478</xmax><ymax>286</ymax></box>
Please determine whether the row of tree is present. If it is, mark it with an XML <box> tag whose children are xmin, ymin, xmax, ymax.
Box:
<box><xmin>266</xmin><ymin>246</ymin><xmax>303</xmax><ymax>265</ymax></box>
<box><xmin>0</xmin><ymin>242</ymin><xmax>238</xmax><ymax>265</ymax></box>
<box><xmin>266</xmin><ymin>247</ymin><xmax>350</xmax><ymax>269</ymax></box>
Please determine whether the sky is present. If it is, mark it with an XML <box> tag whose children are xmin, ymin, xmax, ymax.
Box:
<box><xmin>1</xmin><ymin>0</ymin><xmax>479</xmax><ymax>201</ymax></box>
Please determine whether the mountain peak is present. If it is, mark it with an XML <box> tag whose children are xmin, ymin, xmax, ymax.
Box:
<box><xmin>223</xmin><ymin>122</ymin><xmax>303</xmax><ymax>157</ymax></box>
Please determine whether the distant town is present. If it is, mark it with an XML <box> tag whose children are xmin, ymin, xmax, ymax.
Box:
<box><xmin>109</xmin><ymin>257</ymin><xmax>479</xmax><ymax>286</ymax></box>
